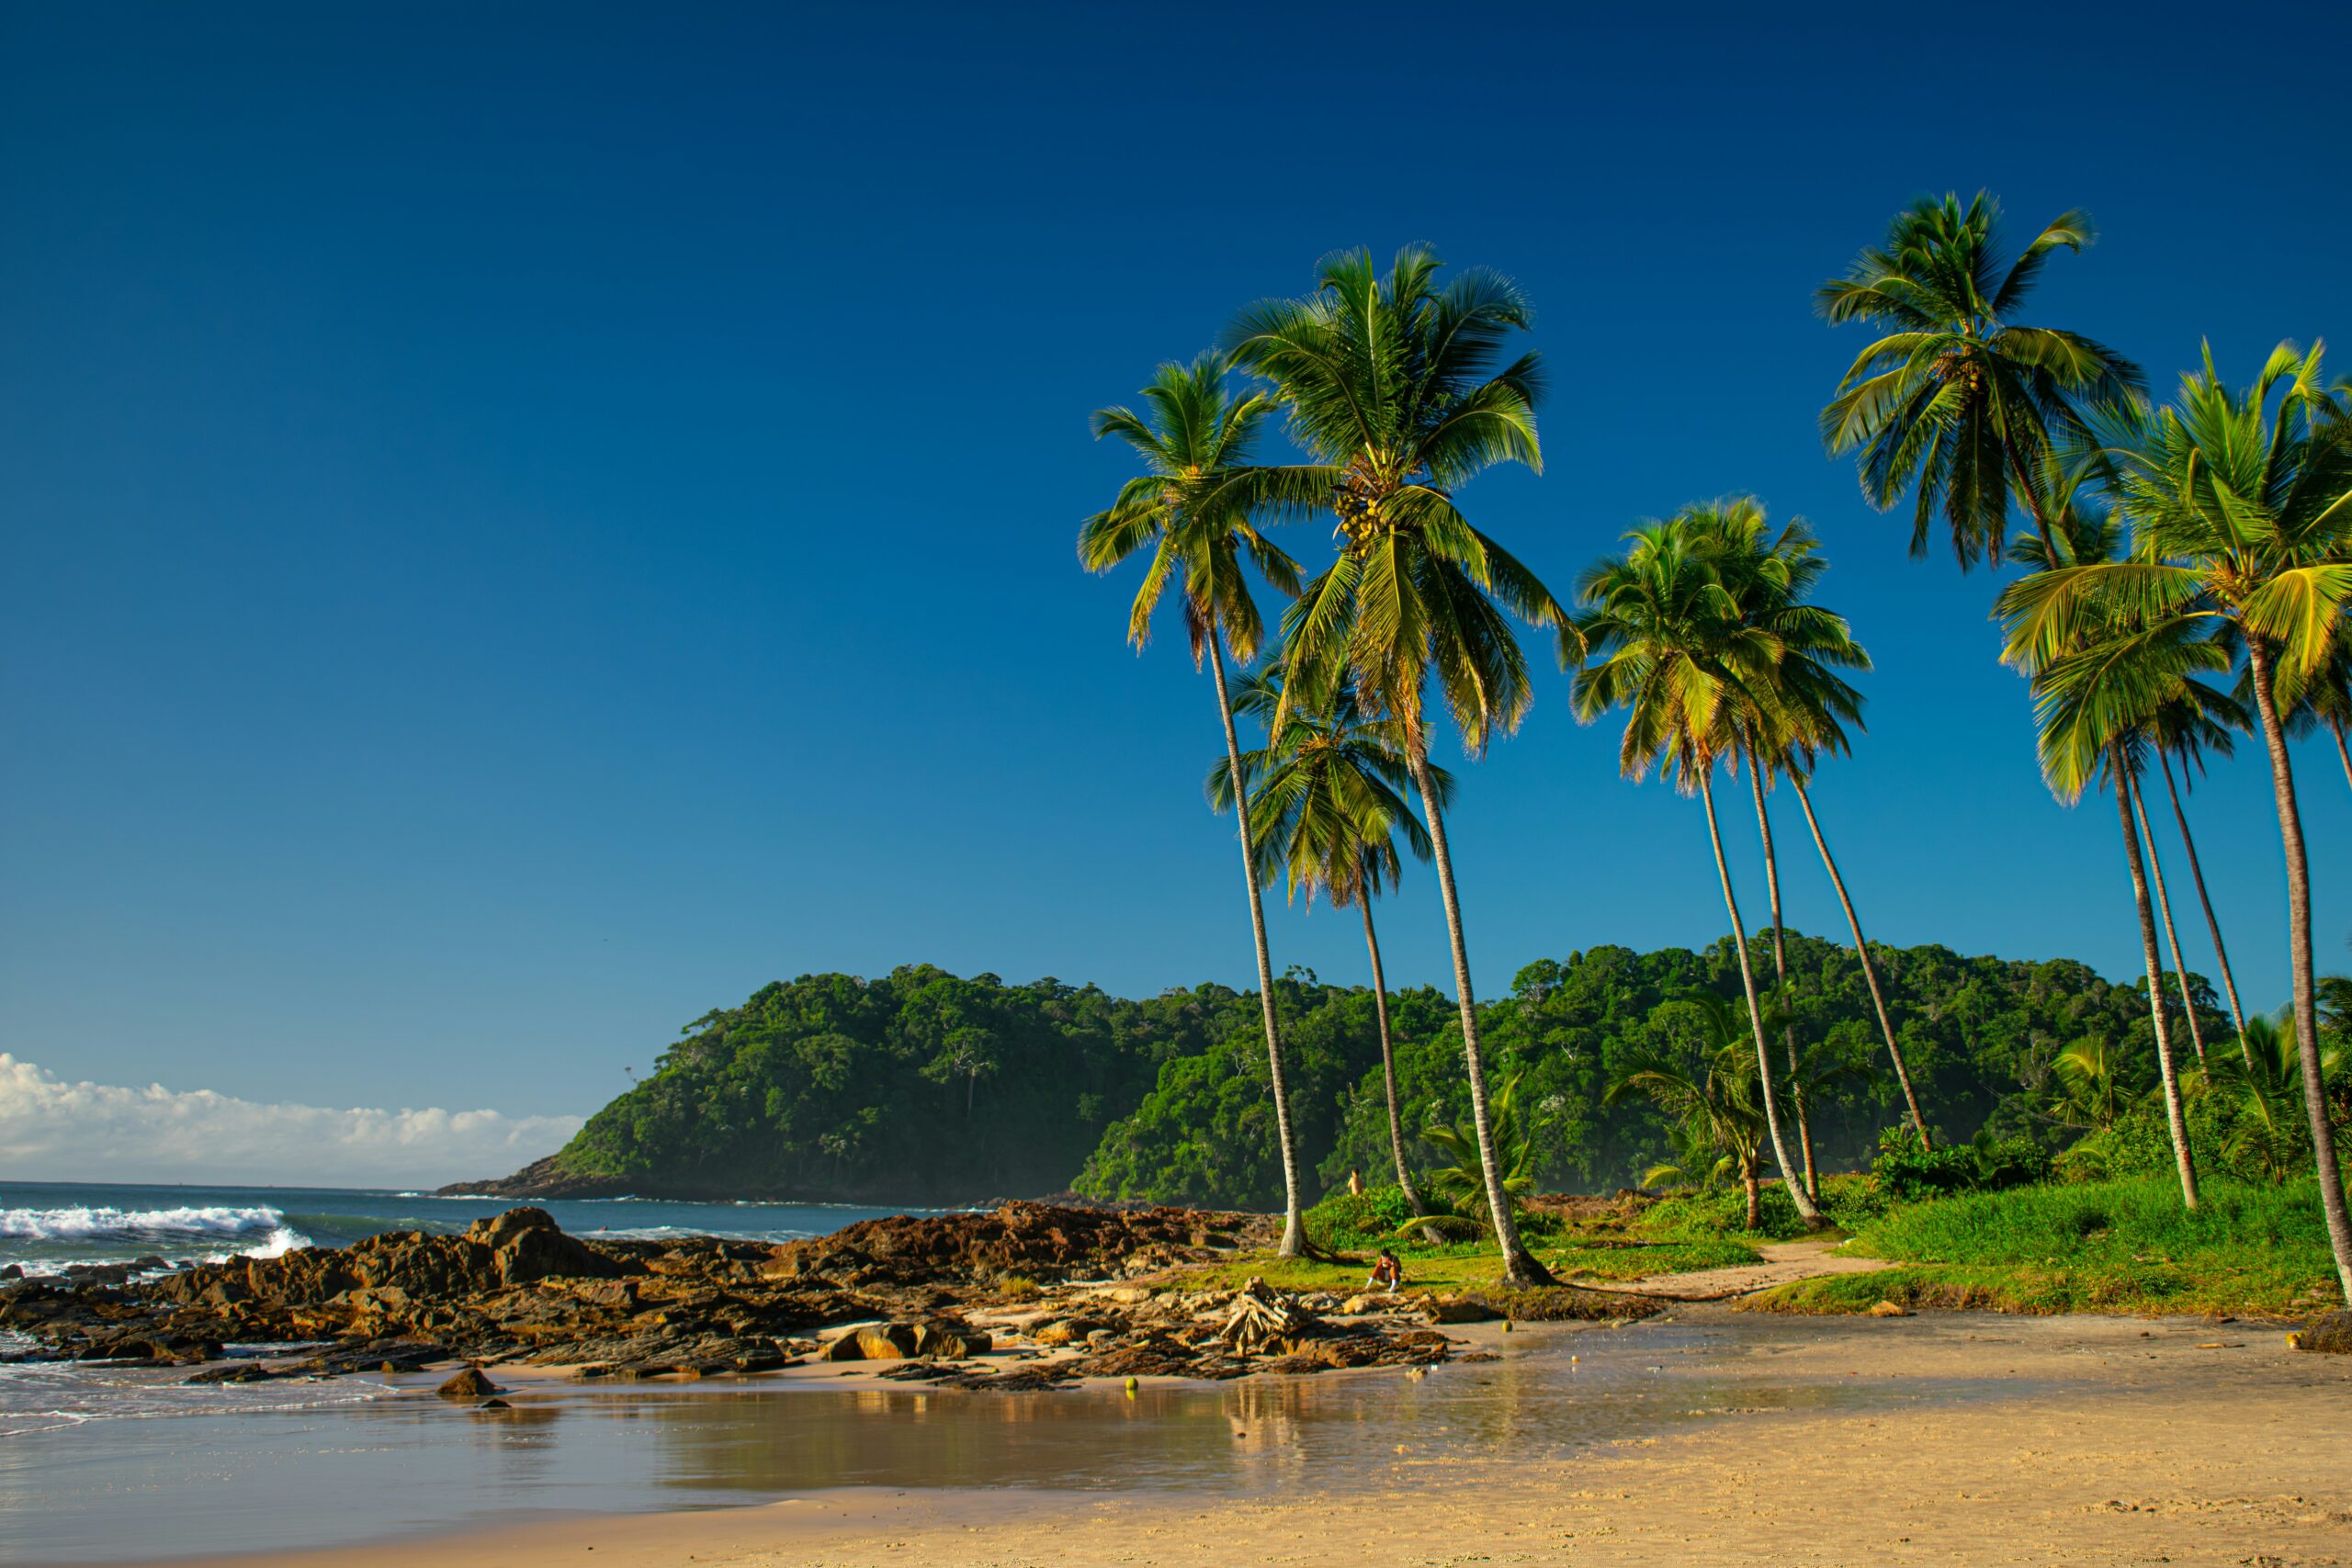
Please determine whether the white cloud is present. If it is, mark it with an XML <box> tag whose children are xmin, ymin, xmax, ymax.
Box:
<box><xmin>0</xmin><ymin>1055</ymin><xmax>583</xmax><ymax>1188</ymax></box>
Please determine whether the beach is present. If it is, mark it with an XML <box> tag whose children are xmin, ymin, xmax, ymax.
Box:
<box><xmin>14</xmin><ymin>1308</ymin><xmax>2348</xmax><ymax>1567</ymax></box>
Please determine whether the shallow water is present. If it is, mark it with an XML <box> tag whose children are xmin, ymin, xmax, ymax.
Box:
<box><xmin>0</xmin><ymin>1313</ymin><xmax>2054</xmax><ymax>1564</ymax></box>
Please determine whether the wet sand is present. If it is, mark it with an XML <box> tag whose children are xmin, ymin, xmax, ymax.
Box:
<box><xmin>40</xmin><ymin>1309</ymin><xmax>2352</xmax><ymax>1568</ymax></box>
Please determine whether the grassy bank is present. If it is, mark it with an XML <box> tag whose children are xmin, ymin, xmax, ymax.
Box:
<box><xmin>1748</xmin><ymin>1176</ymin><xmax>2345</xmax><ymax>1316</ymax></box>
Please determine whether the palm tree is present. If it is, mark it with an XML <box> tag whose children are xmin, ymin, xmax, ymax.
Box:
<box><xmin>1606</xmin><ymin>994</ymin><xmax>1772</xmax><ymax>1230</ymax></box>
<box><xmin>2266</xmin><ymin>628</ymin><xmax>2352</xmax><ymax>796</ymax></box>
<box><xmin>1817</xmin><ymin>191</ymin><xmax>2144</xmax><ymax>569</ymax></box>
<box><xmin>2004</xmin><ymin>585</ymin><xmax>2220</xmax><ymax>1209</ymax></box>
<box><xmin>1209</xmin><ymin>664</ymin><xmax>1454</xmax><ymax>1221</ymax></box>
<box><xmin>2050</xmin><ymin>1034</ymin><xmax>2129</xmax><ymax>1132</ymax></box>
<box><xmin>1998</xmin><ymin>341</ymin><xmax>2352</xmax><ymax>1299</ymax></box>
<box><xmin>1564</xmin><ymin>513</ymin><xmax>1828</xmax><ymax>1229</ymax></box>
<box><xmin>1419</xmin><ymin>1072</ymin><xmax>1548</xmax><ymax>1232</ymax></box>
<box><xmin>2197</xmin><ymin>1015</ymin><xmax>2345</xmax><ymax>1185</ymax></box>
<box><xmin>2014</xmin><ymin>482</ymin><xmax>2256</xmax><ymax>1064</ymax></box>
<box><xmin>1079</xmin><ymin>355</ymin><xmax>1313</xmax><ymax>1256</ymax></box>
<box><xmin>1220</xmin><ymin>246</ymin><xmax>1566</xmax><ymax>1286</ymax></box>
<box><xmin>1686</xmin><ymin>498</ymin><xmax>1905</xmax><ymax>1177</ymax></box>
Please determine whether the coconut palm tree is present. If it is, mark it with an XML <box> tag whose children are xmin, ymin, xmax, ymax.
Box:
<box><xmin>1220</xmin><ymin>246</ymin><xmax>1566</xmax><ymax>1285</ymax></box>
<box><xmin>1998</xmin><ymin>341</ymin><xmax>2352</xmax><ymax>1298</ymax></box>
<box><xmin>1685</xmin><ymin>499</ymin><xmax>1895</xmax><ymax>1180</ymax></box>
<box><xmin>2013</xmin><ymin>483</ymin><xmax>2256</xmax><ymax>1063</ymax></box>
<box><xmin>1606</xmin><ymin>994</ymin><xmax>1773</xmax><ymax>1229</ymax></box>
<box><xmin>1079</xmin><ymin>354</ymin><xmax>1312</xmax><ymax>1256</ymax></box>
<box><xmin>2265</xmin><ymin>626</ymin><xmax>2352</xmax><ymax>795</ymax></box>
<box><xmin>2007</xmin><ymin>587</ymin><xmax>2226</xmax><ymax>1208</ymax></box>
<box><xmin>1564</xmin><ymin>513</ymin><xmax>1828</xmax><ymax>1229</ymax></box>
<box><xmin>1817</xmin><ymin>192</ymin><xmax>2143</xmax><ymax>569</ymax></box>
<box><xmin>1208</xmin><ymin>664</ymin><xmax>1453</xmax><ymax>1221</ymax></box>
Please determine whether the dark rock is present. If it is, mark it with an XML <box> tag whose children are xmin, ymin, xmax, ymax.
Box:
<box><xmin>477</xmin><ymin>1397</ymin><xmax>512</xmax><ymax>1410</ymax></box>
<box><xmin>436</xmin><ymin>1368</ymin><xmax>502</xmax><ymax>1398</ymax></box>
<box><xmin>0</xmin><ymin>1265</ymin><xmax>19</xmax><ymax>1280</ymax></box>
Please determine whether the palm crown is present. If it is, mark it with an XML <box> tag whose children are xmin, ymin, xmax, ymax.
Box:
<box><xmin>1818</xmin><ymin>191</ymin><xmax>2145</xmax><ymax>569</ymax></box>
<box><xmin>1218</xmin><ymin>245</ymin><xmax>1562</xmax><ymax>749</ymax></box>
<box><xmin>1206</xmin><ymin>665</ymin><xmax>1453</xmax><ymax>908</ymax></box>
<box><xmin>1079</xmin><ymin>354</ymin><xmax>1302</xmax><ymax>662</ymax></box>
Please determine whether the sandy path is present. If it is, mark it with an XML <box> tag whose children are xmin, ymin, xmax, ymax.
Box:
<box><xmin>1589</xmin><ymin>1236</ymin><xmax>1894</xmax><ymax>1301</ymax></box>
<box><xmin>170</xmin><ymin>1312</ymin><xmax>2352</xmax><ymax>1568</ymax></box>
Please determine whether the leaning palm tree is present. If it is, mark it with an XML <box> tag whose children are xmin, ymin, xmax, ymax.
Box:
<box><xmin>1999</xmin><ymin>341</ymin><xmax>2352</xmax><ymax>1298</ymax></box>
<box><xmin>1219</xmin><ymin>246</ymin><xmax>1566</xmax><ymax>1285</ymax></box>
<box><xmin>1817</xmin><ymin>192</ymin><xmax>2144</xmax><ymax>569</ymax></box>
<box><xmin>2010</xmin><ymin>582</ymin><xmax>2250</xmax><ymax>1211</ymax></box>
<box><xmin>1079</xmin><ymin>355</ymin><xmax>1312</xmax><ymax>1256</ymax></box>
<box><xmin>2013</xmin><ymin>484</ymin><xmax>2255</xmax><ymax>1063</ymax></box>
<box><xmin>1606</xmin><ymin>994</ymin><xmax>1773</xmax><ymax>1229</ymax></box>
<box><xmin>1564</xmin><ymin>513</ymin><xmax>1828</xmax><ymax>1229</ymax></box>
<box><xmin>1209</xmin><ymin>663</ymin><xmax>1453</xmax><ymax>1222</ymax></box>
<box><xmin>1687</xmin><ymin>498</ymin><xmax>1904</xmax><ymax>1178</ymax></box>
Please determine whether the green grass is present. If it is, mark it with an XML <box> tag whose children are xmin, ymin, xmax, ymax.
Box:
<box><xmin>1747</xmin><ymin>1175</ymin><xmax>2343</xmax><ymax>1317</ymax></box>
<box><xmin>1545</xmin><ymin>1235</ymin><xmax>1759</xmax><ymax>1280</ymax></box>
<box><xmin>1639</xmin><ymin>1173</ymin><xmax>1888</xmax><ymax>1241</ymax></box>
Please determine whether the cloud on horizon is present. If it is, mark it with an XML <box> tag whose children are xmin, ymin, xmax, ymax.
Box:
<box><xmin>0</xmin><ymin>1054</ymin><xmax>582</xmax><ymax>1188</ymax></box>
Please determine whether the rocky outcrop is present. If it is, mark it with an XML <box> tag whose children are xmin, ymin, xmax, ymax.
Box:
<box><xmin>0</xmin><ymin>1204</ymin><xmax>1444</xmax><ymax>1390</ymax></box>
<box><xmin>763</xmin><ymin>1201</ymin><xmax>1272</xmax><ymax>1286</ymax></box>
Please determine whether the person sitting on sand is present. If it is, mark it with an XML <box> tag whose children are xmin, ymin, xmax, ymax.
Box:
<box><xmin>1366</xmin><ymin>1249</ymin><xmax>1403</xmax><ymax>1292</ymax></box>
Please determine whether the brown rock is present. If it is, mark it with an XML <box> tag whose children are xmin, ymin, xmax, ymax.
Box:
<box><xmin>1866</xmin><ymin>1301</ymin><xmax>1912</xmax><ymax>1318</ymax></box>
<box><xmin>2290</xmin><ymin>1311</ymin><xmax>2352</xmax><ymax>1353</ymax></box>
<box><xmin>1422</xmin><ymin>1296</ymin><xmax>1502</xmax><ymax>1325</ymax></box>
<box><xmin>436</xmin><ymin>1368</ymin><xmax>502</xmax><ymax>1398</ymax></box>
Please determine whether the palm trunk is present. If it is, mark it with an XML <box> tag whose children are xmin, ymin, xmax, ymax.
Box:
<box><xmin>2130</xmin><ymin>775</ymin><xmax>2206</xmax><ymax>1066</ymax></box>
<box><xmin>1743</xmin><ymin>1158</ymin><xmax>1761</xmax><ymax>1231</ymax></box>
<box><xmin>1405</xmin><ymin>741</ymin><xmax>1555</xmax><ymax>1285</ymax></box>
<box><xmin>2245</xmin><ymin>638</ymin><xmax>2352</xmax><ymax>1303</ymax></box>
<box><xmin>1792</xmin><ymin>774</ymin><xmax>1929</xmax><ymax>1145</ymax></box>
<box><xmin>1699</xmin><ymin>767</ymin><xmax>1825</xmax><ymax>1229</ymax></box>
<box><xmin>1209</xmin><ymin>637</ymin><xmax>1306</xmax><ymax>1257</ymax></box>
<box><xmin>1747</xmin><ymin>761</ymin><xmax>1817</xmax><ymax>1202</ymax></box>
<box><xmin>2159</xmin><ymin>752</ymin><xmax>2250</xmax><ymax>1066</ymax></box>
<box><xmin>2114</xmin><ymin>748</ymin><xmax>2198</xmax><ymax>1212</ymax></box>
<box><xmin>2334</xmin><ymin>720</ymin><xmax>2352</xmax><ymax>799</ymax></box>
<box><xmin>1356</xmin><ymin>871</ymin><xmax>1427</xmax><ymax>1219</ymax></box>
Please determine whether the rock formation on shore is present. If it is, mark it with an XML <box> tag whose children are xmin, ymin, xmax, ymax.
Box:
<box><xmin>0</xmin><ymin>1202</ymin><xmax>1554</xmax><ymax>1388</ymax></box>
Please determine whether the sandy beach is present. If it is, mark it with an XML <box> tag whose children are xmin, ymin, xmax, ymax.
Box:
<box><xmin>87</xmin><ymin>1309</ymin><xmax>2351</xmax><ymax>1568</ymax></box>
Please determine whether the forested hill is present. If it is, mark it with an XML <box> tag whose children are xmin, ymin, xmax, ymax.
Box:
<box><xmin>443</xmin><ymin>942</ymin><xmax>2227</xmax><ymax>1207</ymax></box>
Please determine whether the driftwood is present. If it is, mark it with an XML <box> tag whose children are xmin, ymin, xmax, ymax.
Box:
<box><xmin>1220</xmin><ymin>1277</ymin><xmax>1324</xmax><ymax>1356</ymax></box>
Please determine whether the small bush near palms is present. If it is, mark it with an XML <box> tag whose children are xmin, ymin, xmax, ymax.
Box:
<box><xmin>1304</xmin><ymin>1184</ymin><xmax>1420</xmax><ymax>1250</ymax></box>
<box><xmin>1871</xmin><ymin>1126</ymin><xmax>2048</xmax><ymax>1200</ymax></box>
<box><xmin>1643</xmin><ymin>1173</ymin><xmax>1888</xmax><ymax>1240</ymax></box>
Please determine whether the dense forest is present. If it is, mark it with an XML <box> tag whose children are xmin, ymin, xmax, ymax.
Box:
<box><xmin>475</xmin><ymin>936</ymin><xmax>2256</xmax><ymax>1208</ymax></box>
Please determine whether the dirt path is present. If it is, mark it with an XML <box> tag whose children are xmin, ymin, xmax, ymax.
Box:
<box><xmin>1578</xmin><ymin>1236</ymin><xmax>1894</xmax><ymax>1302</ymax></box>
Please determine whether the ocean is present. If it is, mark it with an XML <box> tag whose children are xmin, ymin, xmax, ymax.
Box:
<box><xmin>0</xmin><ymin>1180</ymin><xmax>939</xmax><ymax>1451</ymax></box>
<box><xmin>0</xmin><ymin>1179</ymin><xmax>926</xmax><ymax>1278</ymax></box>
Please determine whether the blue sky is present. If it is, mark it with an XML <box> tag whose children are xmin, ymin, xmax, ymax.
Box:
<box><xmin>2</xmin><ymin>1</ymin><xmax>2346</xmax><ymax>1134</ymax></box>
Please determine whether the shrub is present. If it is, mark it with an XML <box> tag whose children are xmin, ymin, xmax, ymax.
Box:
<box><xmin>1303</xmin><ymin>1184</ymin><xmax>1419</xmax><ymax>1250</ymax></box>
<box><xmin>1872</xmin><ymin>1126</ymin><xmax>2047</xmax><ymax>1200</ymax></box>
<box><xmin>1642</xmin><ymin>1173</ymin><xmax>1887</xmax><ymax>1239</ymax></box>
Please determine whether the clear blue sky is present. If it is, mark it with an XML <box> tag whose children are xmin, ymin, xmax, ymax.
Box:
<box><xmin>3</xmin><ymin>1</ymin><xmax>2346</xmax><ymax>1122</ymax></box>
